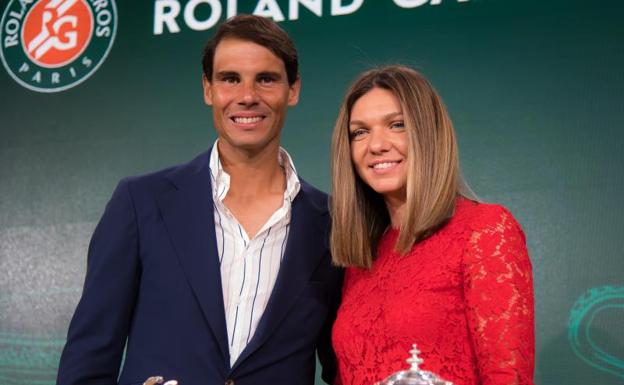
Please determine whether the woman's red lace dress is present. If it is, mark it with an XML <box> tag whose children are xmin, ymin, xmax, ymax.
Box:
<box><xmin>332</xmin><ymin>199</ymin><xmax>535</xmax><ymax>385</ymax></box>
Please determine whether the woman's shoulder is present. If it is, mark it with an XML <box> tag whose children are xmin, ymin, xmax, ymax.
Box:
<box><xmin>453</xmin><ymin>197</ymin><xmax>526</xmax><ymax>242</ymax></box>
<box><xmin>452</xmin><ymin>198</ymin><xmax>530</xmax><ymax>271</ymax></box>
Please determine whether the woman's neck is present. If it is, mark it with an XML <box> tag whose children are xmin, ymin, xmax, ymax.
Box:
<box><xmin>384</xmin><ymin>195</ymin><xmax>406</xmax><ymax>229</ymax></box>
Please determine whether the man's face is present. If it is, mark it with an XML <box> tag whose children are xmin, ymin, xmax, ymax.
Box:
<box><xmin>203</xmin><ymin>38</ymin><xmax>300</xmax><ymax>156</ymax></box>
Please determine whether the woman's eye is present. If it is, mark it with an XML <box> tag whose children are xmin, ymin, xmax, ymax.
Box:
<box><xmin>390</xmin><ymin>121</ymin><xmax>405</xmax><ymax>130</ymax></box>
<box><xmin>349</xmin><ymin>129</ymin><xmax>367</xmax><ymax>140</ymax></box>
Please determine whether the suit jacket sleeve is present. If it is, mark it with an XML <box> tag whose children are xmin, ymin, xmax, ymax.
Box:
<box><xmin>57</xmin><ymin>179</ymin><xmax>141</xmax><ymax>385</ymax></box>
<box><xmin>316</xmin><ymin>214</ymin><xmax>344</xmax><ymax>385</ymax></box>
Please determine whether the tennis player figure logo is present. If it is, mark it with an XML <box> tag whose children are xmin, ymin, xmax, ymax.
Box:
<box><xmin>23</xmin><ymin>0</ymin><xmax>93</xmax><ymax>68</ymax></box>
<box><xmin>0</xmin><ymin>0</ymin><xmax>117</xmax><ymax>92</ymax></box>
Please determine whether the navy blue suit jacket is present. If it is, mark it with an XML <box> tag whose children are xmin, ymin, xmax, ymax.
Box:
<box><xmin>57</xmin><ymin>151</ymin><xmax>342</xmax><ymax>385</ymax></box>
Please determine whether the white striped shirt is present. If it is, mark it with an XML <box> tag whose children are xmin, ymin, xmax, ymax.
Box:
<box><xmin>208</xmin><ymin>141</ymin><xmax>301</xmax><ymax>367</ymax></box>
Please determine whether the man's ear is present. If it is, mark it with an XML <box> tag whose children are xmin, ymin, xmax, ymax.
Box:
<box><xmin>202</xmin><ymin>74</ymin><xmax>213</xmax><ymax>106</ymax></box>
<box><xmin>287</xmin><ymin>77</ymin><xmax>301</xmax><ymax>106</ymax></box>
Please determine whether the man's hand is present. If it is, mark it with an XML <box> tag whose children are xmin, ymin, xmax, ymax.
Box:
<box><xmin>143</xmin><ymin>376</ymin><xmax>178</xmax><ymax>385</ymax></box>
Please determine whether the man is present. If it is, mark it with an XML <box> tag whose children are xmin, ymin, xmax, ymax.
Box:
<box><xmin>57</xmin><ymin>15</ymin><xmax>342</xmax><ymax>385</ymax></box>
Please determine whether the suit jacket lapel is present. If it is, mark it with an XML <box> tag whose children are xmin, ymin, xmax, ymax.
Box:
<box><xmin>231</xmin><ymin>184</ymin><xmax>327</xmax><ymax>371</ymax></box>
<box><xmin>157</xmin><ymin>152</ymin><xmax>230</xmax><ymax>363</ymax></box>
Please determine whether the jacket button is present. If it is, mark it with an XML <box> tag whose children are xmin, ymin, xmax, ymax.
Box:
<box><xmin>225</xmin><ymin>380</ymin><xmax>234</xmax><ymax>385</ymax></box>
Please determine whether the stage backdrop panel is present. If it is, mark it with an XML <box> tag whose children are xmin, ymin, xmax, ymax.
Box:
<box><xmin>1</xmin><ymin>0</ymin><xmax>623</xmax><ymax>384</ymax></box>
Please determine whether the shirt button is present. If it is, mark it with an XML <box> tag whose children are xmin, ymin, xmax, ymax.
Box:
<box><xmin>225</xmin><ymin>379</ymin><xmax>234</xmax><ymax>385</ymax></box>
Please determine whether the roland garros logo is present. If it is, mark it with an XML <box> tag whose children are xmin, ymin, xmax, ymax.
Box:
<box><xmin>0</xmin><ymin>0</ymin><xmax>117</xmax><ymax>93</ymax></box>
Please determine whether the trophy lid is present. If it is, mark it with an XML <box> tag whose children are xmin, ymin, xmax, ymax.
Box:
<box><xmin>374</xmin><ymin>344</ymin><xmax>454</xmax><ymax>385</ymax></box>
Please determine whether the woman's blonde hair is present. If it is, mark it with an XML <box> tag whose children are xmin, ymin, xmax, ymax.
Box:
<box><xmin>330</xmin><ymin>65</ymin><xmax>462</xmax><ymax>268</ymax></box>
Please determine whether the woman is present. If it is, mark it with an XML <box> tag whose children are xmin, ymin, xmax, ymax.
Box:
<box><xmin>330</xmin><ymin>66</ymin><xmax>535</xmax><ymax>385</ymax></box>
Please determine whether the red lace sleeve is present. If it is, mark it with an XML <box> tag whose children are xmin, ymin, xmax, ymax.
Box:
<box><xmin>462</xmin><ymin>206</ymin><xmax>535</xmax><ymax>385</ymax></box>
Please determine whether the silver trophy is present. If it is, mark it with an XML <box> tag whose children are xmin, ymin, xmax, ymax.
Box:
<box><xmin>374</xmin><ymin>344</ymin><xmax>454</xmax><ymax>385</ymax></box>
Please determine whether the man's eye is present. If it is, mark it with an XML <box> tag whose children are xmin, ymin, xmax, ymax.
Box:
<box><xmin>258</xmin><ymin>76</ymin><xmax>275</xmax><ymax>84</ymax></box>
<box><xmin>222</xmin><ymin>77</ymin><xmax>239</xmax><ymax>84</ymax></box>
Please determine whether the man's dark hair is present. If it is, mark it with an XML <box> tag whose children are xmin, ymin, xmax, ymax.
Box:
<box><xmin>202</xmin><ymin>15</ymin><xmax>299</xmax><ymax>85</ymax></box>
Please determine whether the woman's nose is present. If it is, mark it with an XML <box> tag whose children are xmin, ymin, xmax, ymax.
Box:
<box><xmin>368</xmin><ymin>128</ymin><xmax>391</xmax><ymax>153</ymax></box>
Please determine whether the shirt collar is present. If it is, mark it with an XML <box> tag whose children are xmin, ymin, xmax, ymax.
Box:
<box><xmin>208</xmin><ymin>139</ymin><xmax>301</xmax><ymax>203</ymax></box>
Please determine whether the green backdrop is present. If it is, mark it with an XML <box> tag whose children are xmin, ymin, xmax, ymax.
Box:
<box><xmin>1</xmin><ymin>0</ymin><xmax>623</xmax><ymax>384</ymax></box>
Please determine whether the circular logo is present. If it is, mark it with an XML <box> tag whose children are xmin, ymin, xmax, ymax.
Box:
<box><xmin>0</xmin><ymin>0</ymin><xmax>117</xmax><ymax>93</ymax></box>
<box><xmin>569</xmin><ymin>285</ymin><xmax>624</xmax><ymax>379</ymax></box>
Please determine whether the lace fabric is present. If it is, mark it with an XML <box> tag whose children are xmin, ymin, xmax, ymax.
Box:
<box><xmin>332</xmin><ymin>199</ymin><xmax>535</xmax><ymax>385</ymax></box>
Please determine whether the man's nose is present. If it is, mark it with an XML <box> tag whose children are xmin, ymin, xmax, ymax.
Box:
<box><xmin>238</xmin><ymin>81</ymin><xmax>259</xmax><ymax>106</ymax></box>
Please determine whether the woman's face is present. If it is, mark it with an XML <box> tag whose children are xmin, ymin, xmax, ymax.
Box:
<box><xmin>349</xmin><ymin>87</ymin><xmax>409</xmax><ymax>202</ymax></box>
